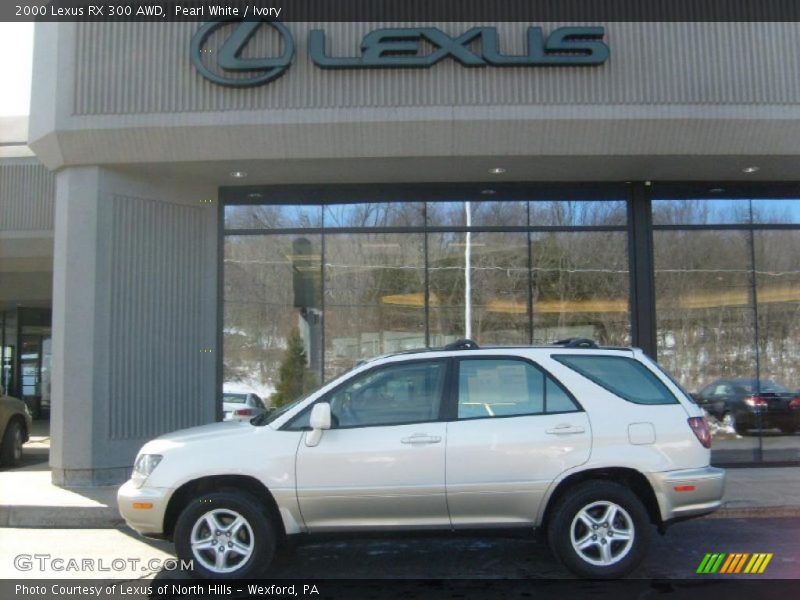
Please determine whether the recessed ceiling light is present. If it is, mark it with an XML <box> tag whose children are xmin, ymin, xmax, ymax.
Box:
<box><xmin>480</xmin><ymin>189</ymin><xmax>497</xmax><ymax>195</ymax></box>
<box><xmin>488</xmin><ymin>167</ymin><xmax>506</xmax><ymax>175</ymax></box>
<box><xmin>742</xmin><ymin>166</ymin><xmax>760</xmax><ymax>174</ymax></box>
<box><xmin>230</xmin><ymin>170</ymin><xmax>248</xmax><ymax>179</ymax></box>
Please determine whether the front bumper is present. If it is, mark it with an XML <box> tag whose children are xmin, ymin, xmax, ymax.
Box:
<box><xmin>649</xmin><ymin>466</ymin><xmax>726</xmax><ymax>522</ymax></box>
<box><xmin>117</xmin><ymin>480</ymin><xmax>171</xmax><ymax>537</ymax></box>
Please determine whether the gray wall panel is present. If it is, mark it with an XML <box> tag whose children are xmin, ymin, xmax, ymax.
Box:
<box><xmin>73</xmin><ymin>22</ymin><xmax>800</xmax><ymax>116</ymax></box>
<box><xmin>106</xmin><ymin>194</ymin><xmax>207</xmax><ymax>440</ymax></box>
<box><xmin>0</xmin><ymin>159</ymin><xmax>56</xmax><ymax>231</ymax></box>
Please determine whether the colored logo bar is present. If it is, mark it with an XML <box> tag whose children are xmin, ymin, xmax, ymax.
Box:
<box><xmin>697</xmin><ymin>553</ymin><xmax>773</xmax><ymax>574</ymax></box>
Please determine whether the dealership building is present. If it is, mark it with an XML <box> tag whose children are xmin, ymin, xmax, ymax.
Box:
<box><xmin>1</xmin><ymin>18</ymin><xmax>799</xmax><ymax>485</ymax></box>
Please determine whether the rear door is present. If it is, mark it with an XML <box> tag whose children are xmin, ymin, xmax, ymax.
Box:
<box><xmin>445</xmin><ymin>357</ymin><xmax>591</xmax><ymax>527</ymax></box>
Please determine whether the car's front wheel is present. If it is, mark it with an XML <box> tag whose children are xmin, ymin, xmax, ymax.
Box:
<box><xmin>0</xmin><ymin>419</ymin><xmax>24</xmax><ymax>467</ymax></box>
<box><xmin>547</xmin><ymin>481</ymin><xmax>651</xmax><ymax>579</ymax></box>
<box><xmin>174</xmin><ymin>490</ymin><xmax>276</xmax><ymax>579</ymax></box>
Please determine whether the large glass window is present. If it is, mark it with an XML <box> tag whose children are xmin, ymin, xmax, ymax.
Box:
<box><xmin>225</xmin><ymin>204</ymin><xmax>322</xmax><ymax>229</ymax></box>
<box><xmin>223</xmin><ymin>235</ymin><xmax>322</xmax><ymax>401</ymax></box>
<box><xmin>653</xmin><ymin>193</ymin><xmax>800</xmax><ymax>463</ymax></box>
<box><xmin>428</xmin><ymin>231</ymin><xmax>530</xmax><ymax>346</ymax></box>
<box><xmin>530</xmin><ymin>200</ymin><xmax>627</xmax><ymax>227</ymax></box>
<box><xmin>222</xmin><ymin>190</ymin><xmax>630</xmax><ymax>409</ymax></box>
<box><xmin>531</xmin><ymin>232</ymin><xmax>630</xmax><ymax>345</ymax></box>
<box><xmin>324</xmin><ymin>202</ymin><xmax>424</xmax><ymax>228</ymax></box>
<box><xmin>324</xmin><ymin>233</ymin><xmax>426</xmax><ymax>380</ymax></box>
<box><xmin>654</xmin><ymin>230</ymin><xmax>757</xmax><ymax>389</ymax></box>
<box><xmin>754</xmin><ymin>230</ymin><xmax>800</xmax><ymax>388</ymax></box>
<box><xmin>427</xmin><ymin>200</ymin><xmax>527</xmax><ymax>227</ymax></box>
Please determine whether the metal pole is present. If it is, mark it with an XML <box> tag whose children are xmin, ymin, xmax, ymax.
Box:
<box><xmin>464</xmin><ymin>202</ymin><xmax>472</xmax><ymax>340</ymax></box>
<box><xmin>747</xmin><ymin>201</ymin><xmax>763</xmax><ymax>462</ymax></box>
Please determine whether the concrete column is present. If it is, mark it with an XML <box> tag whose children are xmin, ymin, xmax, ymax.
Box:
<box><xmin>50</xmin><ymin>167</ymin><xmax>218</xmax><ymax>486</ymax></box>
<box><xmin>50</xmin><ymin>167</ymin><xmax>104</xmax><ymax>485</ymax></box>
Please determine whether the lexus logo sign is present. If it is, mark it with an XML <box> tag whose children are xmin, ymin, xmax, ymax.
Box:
<box><xmin>190</xmin><ymin>20</ymin><xmax>295</xmax><ymax>87</ymax></box>
<box><xmin>191</xmin><ymin>21</ymin><xmax>609</xmax><ymax>88</ymax></box>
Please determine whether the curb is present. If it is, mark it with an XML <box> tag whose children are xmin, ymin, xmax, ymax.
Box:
<box><xmin>707</xmin><ymin>505</ymin><xmax>800</xmax><ymax>520</ymax></box>
<box><xmin>0</xmin><ymin>505</ymin><xmax>124</xmax><ymax>529</ymax></box>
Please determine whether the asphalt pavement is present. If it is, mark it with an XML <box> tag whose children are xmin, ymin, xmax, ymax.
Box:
<box><xmin>4</xmin><ymin>517</ymin><xmax>799</xmax><ymax>580</ymax></box>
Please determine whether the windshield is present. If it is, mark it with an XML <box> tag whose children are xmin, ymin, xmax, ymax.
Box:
<box><xmin>251</xmin><ymin>395</ymin><xmax>309</xmax><ymax>426</ymax></box>
<box><xmin>222</xmin><ymin>393</ymin><xmax>248</xmax><ymax>404</ymax></box>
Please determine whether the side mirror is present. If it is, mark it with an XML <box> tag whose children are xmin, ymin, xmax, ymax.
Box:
<box><xmin>305</xmin><ymin>403</ymin><xmax>332</xmax><ymax>447</ymax></box>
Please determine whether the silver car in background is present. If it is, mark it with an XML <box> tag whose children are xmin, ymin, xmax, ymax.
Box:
<box><xmin>222</xmin><ymin>390</ymin><xmax>268</xmax><ymax>422</ymax></box>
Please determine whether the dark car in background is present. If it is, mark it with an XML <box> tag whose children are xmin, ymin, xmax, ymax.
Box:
<box><xmin>695</xmin><ymin>378</ymin><xmax>800</xmax><ymax>435</ymax></box>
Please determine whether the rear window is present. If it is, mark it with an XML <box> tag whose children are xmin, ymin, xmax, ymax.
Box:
<box><xmin>553</xmin><ymin>355</ymin><xmax>678</xmax><ymax>405</ymax></box>
<box><xmin>223</xmin><ymin>393</ymin><xmax>248</xmax><ymax>404</ymax></box>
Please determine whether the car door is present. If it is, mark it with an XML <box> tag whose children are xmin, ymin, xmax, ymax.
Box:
<box><xmin>445</xmin><ymin>357</ymin><xmax>591</xmax><ymax>527</ymax></box>
<box><xmin>293</xmin><ymin>359</ymin><xmax>450</xmax><ymax>531</ymax></box>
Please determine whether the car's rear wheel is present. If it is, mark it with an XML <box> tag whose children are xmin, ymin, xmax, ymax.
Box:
<box><xmin>0</xmin><ymin>419</ymin><xmax>24</xmax><ymax>467</ymax></box>
<box><xmin>174</xmin><ymin>490</ymin><xmax>276</xmax><ymax>579</ymax></box>
<box><xmin>547</xmin><ymin>481</ymin><xmax>651</xmax><ymax>579</ymax></box>
<box><xmin>733</xmin><ymin>419</ymin><xmax>750</xmax><ymax>436</ymax></box>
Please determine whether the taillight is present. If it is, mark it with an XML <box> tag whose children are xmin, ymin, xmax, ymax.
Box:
<box><xmin>790</xmin><ymin>397</ymin><xmax>800</xmax><ymax>409</ymax></box>
<box><xmin>234</xmin><ymin>408</ymin><xmax>254</xmax><ymax>416</ymax></box>
<box><xmin>688</xmin><ymin>417</ymin><xmax>712</xmax><ymax>449</ymax></box>
<box><xmin>744</xmin><ymin>395</ymin><xmax>768</xmax><ymax>408</ymax></box>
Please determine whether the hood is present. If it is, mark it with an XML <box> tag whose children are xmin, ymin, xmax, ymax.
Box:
<box><xmin>141</xmin><ymin>420</ymin><xmax>252</xmax><ymax>454</ymax></box>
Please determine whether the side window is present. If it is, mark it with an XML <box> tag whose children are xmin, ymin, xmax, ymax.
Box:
<box><xmin>325</xmin><ymin>361</ymin><xmax>446</xmax><ymax>428</ymax></box>
<box><xmin>546</xmin><ymin>378</ymin><xmax>578</xmax><ymax>413</ymax></box>
<box><xmin>457</xmin><ymin>359</ymin><xmax>579</xmax><ymax>419</ymax></box>
<box><xmin>553</xmin><ymin>355</ymin><xmax>678</xmax><ymax>405</ymax></box>
<box><xmin>712</xmin><ymin>384</ymin><xmax>730</xmax><ymax>397</ymax></box>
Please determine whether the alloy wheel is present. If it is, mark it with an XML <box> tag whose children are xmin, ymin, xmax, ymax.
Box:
<box><xmin>569</xmin><ymin>500</ymin><xmax>635</xmax><ymax>567</ymax></box>
<box><xmin>189</xmin><ymin>508</ymin><xmax>255</xmax><ymax>574</ymax></box>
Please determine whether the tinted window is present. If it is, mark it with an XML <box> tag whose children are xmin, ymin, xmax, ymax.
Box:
<box><xmin>325</xmin><ymin>361</ymin><xmax>446</xmax><ymax>428</ymax></box>
<box><xmin>553</xmin><ymin>355</ymin><xmax>678</xmax><ymax>405</ymax></box>
<box><xmin>223</xmin><ymin>393</ymin><xmax>247</xmax><ymax>404</ymax></box>
<box><xmin>457</xmin><ymin>359</ymin><xmax>578</xmax><ymax>419</ymax></box>
<box><xmin>546</xmin><ymin>378</ymin><xmax>577</xmax><ymax>412</ymax></box>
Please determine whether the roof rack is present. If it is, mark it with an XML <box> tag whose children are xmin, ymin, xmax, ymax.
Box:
<box><xmin>443</xmin><ymin>339</ymin><xmax>480</xmax><ymax>351</ymax></box>
<box><xmin>554</xmin><ymin>337</ymin><xmax>599</xmax><ymax>349</ymax></box>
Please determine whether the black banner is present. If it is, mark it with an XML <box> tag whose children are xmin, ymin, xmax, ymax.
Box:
<box><xmin>8</xmin><ymin>0</ymin><xmax>800</xmax><ymax>22</ymax></box>
<box><xmin>2</xmin><ymin>579</ymin><xmax>800</xmax><ymax>600</ymax></box>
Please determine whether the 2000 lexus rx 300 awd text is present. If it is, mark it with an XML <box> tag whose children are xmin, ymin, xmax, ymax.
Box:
<box><xmin>118</xmin><ymin>339</ymin><xmax>725</xmax><ymax>579</ymax></box>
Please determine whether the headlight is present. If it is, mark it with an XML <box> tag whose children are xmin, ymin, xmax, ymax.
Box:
<box><xmin>131</xmin><ymin>453</ymin><xmax>162</xmax><ymax>487</ymax></box>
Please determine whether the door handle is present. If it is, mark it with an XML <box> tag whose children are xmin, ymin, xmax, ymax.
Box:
<box><xmin>401</xmin><ymin>433</ymin><xmax>442</xmax><ymax>444</ymax></box>
<box><xmin>545</xmin><ymin>424</ymin><xmax>585</xmax><ymax>435</ymax></box>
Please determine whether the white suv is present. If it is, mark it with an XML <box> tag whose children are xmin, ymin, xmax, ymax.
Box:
<box><xmin>118</xmin><ymin>339</ymin><xmax>725</xmax><ymax>579</ymax></box>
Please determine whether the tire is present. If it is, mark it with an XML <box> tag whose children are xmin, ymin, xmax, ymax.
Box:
<box><xmin>547</xmin><ymin>480</ymin><xmax>651</xmax><ymax>579</ymax></box>
<box><xmin>174</xmin><ymin>489</ymin><xmax>277</xmax><ymax>579</ymax></box>
<box><xmin>0</xmin><ymin>419</ymin><xmax>25</xmax><ymax>467</ymax></box>
<box><xmin>734</xmin><ymin>419</ymin><xmax>750</xmax><ymax>436</ymax></box>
